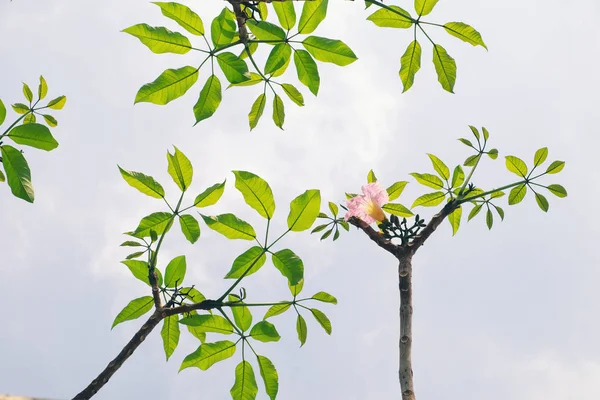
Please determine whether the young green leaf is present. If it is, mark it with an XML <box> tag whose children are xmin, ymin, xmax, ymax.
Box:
<box><xmin>249</xmin><ymin>93</ymin><xmax>267</xmax><ymax>130</ymax></box>
<box><xmin>211</xmin><ymin>8</ymin><xmax>236</xmax><ymax>48</ymax></box>
<box><xmin>415</xmin><ymin>0</ymin><xmax>439</xmax><ymax>16</ymax></box>
<box><xmin>42</xmin><ymin>115</ymin><xmax>58</xmax><ymax>127</ymax></box>
<box><xmin>47</xmin><ymin>95</ymin><xmax>67</xmax><ymax>110</ymax></box>
<box><xmin>273</xmin><ymin>0</ymin><xmax>296</xmax><ymax>30</ymax></box>
<box><xmin>432</xmin><ymin>44</ymin><xmax>457</xmax><ymax>93</ymax></box>
<box><xmin>367</xmin><ymin>169</ymin><xmax>377</xmax><ymax>183</ymax></box>
<box><xmin>201</xmin><ymin>213</ymin><xmax>256</xmax><ymax>240</ymax></box>
<box><xmin>12</xmin><ymin>103</ymin><xmax>29</xmax><ymax>114</ymax></box>
<box><xmin>256</xmin><ymin>355</ymin><xmax>279</xmax><ymax>400</ymax></box>
<box><xmin>296</xmin><ymin>314</ymin><xmax>307</xmax><ymax>346</ymax></box>
<box><xmin>24</xmin><ymin>113</ymin><xmax>36</xmax><ymax>124</ymax></box>
<box><xmin>545</xmin><ymin>161</ymin><xmax>565</xmax><ymax>174</ymax></box>
<box><xmin>447</xmin><ymin>205</ymin><xmax>462</xmax><ymax>235</ymax></box>
<box><xmin>216</xmin><ymin>52</ymin><xmax>250</xmax><ymax>84</ymax></box>
<box><xmin>367</xmin><ymin>6</ymin><xmax>413</xmax><ymax>28</ymax></box>
<box><xmin>123</xmin><ymin>24</ymin><xmax>191</xmax><ymax>54</ymax></box>
<box><xmin>302</xmin><ymin>36</ymin><xmax>357</xmax><ymax>66</ymax></box>
<box><xmin>263</xmin><ymin>303</ymin><xmax>291</xmax><ymax>319</ymax></box>
<box><xmin>451</xmin><ymin>165</ymin><xmax>465</xmax><ymax>188</ymax></box>
<box><xmin>167</xmin><ymin>146</ymin><xmax>193</xmax><ymax>191</ymax></box>
<box><xmin>443</xmin><ymin>22</ymin><xmax>487</xmax><ymax>49</ymax></box>
<box><xmin>289</xmin><ymin>278</ymin><xmax>304</xmax><ymax>297</ymax></box>
<box><xmin>179</xmin><ymin>340</ymin><xmax>237</xmax><ymax>371</ymax></box>
<box><xmin>311</xmin><ymin>291</ymin><xmax>338</xmax><ymax>304</ymax></box>
<box><xmin>132</xmin><ymin>212</ymin><xmax>173</xmax><ymax>238</ymax></box>
<box><xmin>533</xmin><ymin>147</ymin><xmax>548</xmax><ymax>167</ymax></box>
<box><xmin>298</xmin><ymin>0</ymin><xmax>328</xmax><ymax>34</ymax></box>
<box><xmin>387</xmin><ymin>181</ymin><xmax>409</xmax><ymax>201</ymax></box>
<box><xmin>22</xmin><ymin>83</ymin><xmax>33</xmax><ymax>103</ymax></box>
<box><xmin>464</xmin><ymin>154</ymin><xmax>480</xmax><ymax>167</ymax></box>
<box><xmin>182</xmin><ymin>287</ymin><xmax>206</xmax><ymax>304</ymax></box>
<box><xmin>225</xmin><ymin>246</ymin><xmax>267</xmax><ymax>279</ymax></box>
<box><xmin>487</xmin><ymin>148</ymin><xmax>499</xmax><ymax>159</ymax></box>
<box><xmin>38</xmin><ymin>76</ymin><xmax>48</xmax><ymax>100</ymax></box>
<box><xmin>410</xmin><ymin>173</ymin><xmax>444</xmax><ymax>189</ymax></box>
<box><xmin>121</xmin><ymin>260</ymin><xmax>163</xmax><ymax>287</ymax></box>
<box><xmin>281</xmin><ymin>84</ymin><xmax>304</xmax><ymax>106</ymax></box>
<box><xmin>427</xmin><ymin>154</ymin><xmax>450</xmax><ymax>180</ymax></box>
<box><xmin>508</xmin><ymin>184</ymin><xmax>527</xmax><ymax>205</ymax></box>
<box><xmin>125</xmin><ymin>251</ymin><xmax>145</xmax><ymax>260</ymax></box>
<box><xmin>229</xmin><ymin>296</ymin><xmax>252</xmax><ymax>332</ymax></box>
<box><xmin>247</xmin><ymin>20</ymin><xmax>286</xmax><ymax>41</ymax></box>
<box><xmin>232</xmin><ymin>170</ymin><xmax>276</xmax><ymax>219</ymax></box>
<box><xmin>310</xmin><ymin>308</ymin><xmax>332</xmax><ymax>334</ymax></box>
<box><xmin>111</xmin><ymin>296</ymin><xmax>154</xmax><ymax>329</ymax></box>
<box><xmin>134</xmin><ymin>66</ymin><xmax>199</xmax><ymax>105</ymax></box>
<box><xmin>230</xmin><ymin>361</ymin><xmax>258</xmax><ymax>400</ymax></box>
<box><xmin>0</xmin><ymin>99</ymin><xmax>6</xmax><ymax>125</ymax></box>
<box><xmin>118</xmin><ymin>167</ymin><xmax>165</xmax><ymax>199</ymax></box>
<box><xmin>505</xmin><ymin>156</ymin><xmax>528</xmax><ymax>177</ymax></box>
<box><xmin>535</xmin><ymin>192</ymin><xmax>549</xmax><ymax>212</ymax></box>
<box><xmin>486</xmin><ymin>208</ymin><xmax>493</xmax><ymax>229</ymax></box>
<box><xmin>382</xmin><ymin>203</ymin><xmax>414</xmax><ymax>217</ymax></box>
<box><xmin>179</xmin><ymin>214</ymin><xmax>201</xmax><ymax>244</ymax></box>
<box><xmin>399</xmin><ymin>40</ymin><xmax>421</xmax><ymax>92</ymax></box>
<box><xmin>265</xmin><ymin>44</ymin><xmax>292</xmax><ymax>75</ymax></box>
<box><xmin>161</xmin><ymin>314</ymin><xmax>180</xmax><ymax>360</ymax></box>
<box><xmin>328</xmin><ymin>201</ymin><xmax>339</xmax><ymax>216</ymax></box>
<box><xmin>153</xmin><ymin>2</ymin><xmax>205</xmax><ymax>35</ymax></box>
<box><xmin>250</xmin><ymin>320</ymin><xmax>281</xmax><ymax>342</ymax></box>
<box><xmin>494</xmin><ymin>204</ymin><xmax>505</xmax><ymax>220</ymax></box>
<box><xmin>547</xmin><ymin>184</ymin><xmax>567</xmax><ymax>198</ymax></box>
<box><xmin>294</xmin><ymin>50</ymin><xmax>320</xmax><ymax>96</ymax></box>
<box><xmin>287</xmin><ymin>189</ymin><xmax>321</xmax><ymax>231</ymax></box>
<box><xmin>1</xmin><ymin>145</ymin><xmax>34</xmax><ymax>203</ymax></box>
<box><xmin>272</xmin><ymin>249</ymin><xmax>304</xmax><ymax>286</ymax></box>
<box><xmin>273</xmin><ymin>94</ymin><xmax>285</xmax><ymax>129</ymax></box>
<box><xmin>7</xmin><ymin>123</ymin><xmax>58</xmax><ymax>151</ymax></box>
<box><xmin>194</xmin><ymin>75</ymin><xmax>222</xmax><ymax>123</ymax></box>
<box><xmin>179</xmin><ymin>314</ymin><xmax>234</xmax><ymax>334</ymax></box>
<box><xmin>411</xmin><ymin>191</ymin><xmax>446</xmax><ymax>208</ymax></box>
<box><xmin>164</xmin><ymin>255</ymin><xmax>186</xmax><ymax>288</ymax></box>
<box><xmin>193</xmin><ymin>181</ymin><xmax>226</xmax><ymax>207</ymax></box>
<box><xmin>467</xmin><ymin>203</ymin><xmax>482</xmax><ymax>221</ymax></box>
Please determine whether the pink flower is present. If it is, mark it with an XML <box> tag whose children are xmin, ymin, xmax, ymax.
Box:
<box><xmin>344</xmin><ymin>182</ymin><xmax>389</xmax><ymax>224</ymax></box>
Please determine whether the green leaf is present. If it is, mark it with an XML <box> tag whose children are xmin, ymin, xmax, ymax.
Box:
<box><xmin>487</xmin><ymin>148</ymin><xmax>499</xmax><ymax>159</ymax></box>
<box><xmin>182</xmin><ymin>287</ymin><xmax>206</xmax><ymax>304</ymax></box>
<box><xmin>194</xmin><ymin>75</ymin><xmax>222</xmax><ymax>123</ymax></box>
<box><xmin>294</xmin><ymin>50</ymin><xmax>320</xmax><ymax>96</ymax></box>
<box><xmin>470</xmin><ymin>126</ymin><xmax>481</xmax><ymax>139</ymax></box>
<box><xmin>42</xmin><ymin>114</ymin><xmax>57</xmax><ymax>127</ymax></box>
<box><xmin>296</xmin><ymin>314</ymin><xmax>307</xmax><ymax>347</ymax></box>
<box><xmin>467</xmin><ymin>203</ymin><xmax>482</xmax><ymax>221</ymax></box>
<box><xmin>179</xmin><ymin>314</ymin><xmax>234</xmax><ymax>334</ymax></box>
<box><xmin>535</xmin><ymin>192</ymin><xmax>549</xmax><ymax>212</ymax></box>
<box><xmin>533</xmin><ymin>147</ymin><xmax>548</xmax><ymax>167</ymax></box>
<box><xmin>246</xmin><ymin>20</ymin><xmax>286</xmax><ymax>41</ymax></box>
<box><xmin>225</xmin><ymin>246</ymin><xmax>267</xmax><ymax>279</ymax></box>
<box><xmin>505</xmin><ymin>156</ymin><xmax>528</xmax><ymax>177</ymax></box>
<box><xmin>23</xmin><ymin>113</ymin><xmax>36</xmax><ymax>124</ymax></box>
<box><xmin>133</xmin><ymin>212</ymin><xmax>173</xmax><ymax>238</ymax></box>
<box><xmin>494</xmin><ymin>205</ymin><xmax>505</xmax><ymax>220</ymax></box>
<box><xmin>134</xmin><ymin>66</ymin><xmax>198</xmax><ymax>105</ymax></box>
<box><xmin>38</xmin><ymin>76</ymin><xmax>48</xmax><ymax>100</ymax></box>
<box><xmin>432</xmin><ymin>44</ymin><xmax>456</xmax><ymax>93</ymax></box>
<box><xmin>486</xmin><ymin>208</ymin><xmax>493</xmax><ymax>229</ymax></box>
<box><xmin>167</xmin><ymin>146</ymin><xmax>193</xmax><ymax>191</ymax></box>
<box><xmin>184</xmin><ymin>314</ymin><xmax>206</xmax><ymax>342</ymax></box>
<box><xmin>47</xmin><ymin>95</ymin><xmax>67</xmax><ymax>110</ymax></box>
<box><xmin>0</xmin><ymin>99</ymin><xmax>5</xmax><ymax>125</ymax></box>
<box><xmin>490</xmin><ymin>190</ymin><xmax>505</xmax><ymax>199</ymax></box>
<box><xmin>23</xmin><ymin>83</ymin><xmax>33</xmax><ymax>102</ymax></box>
<box><xmin>121</xmin><ymin>241</ymin><xmax>143</xmax><ymax>247</ymax></box>
<box><xmin>271</xmin><ymin>53</ymin><xmax>291</xmax><ymax>77</ymax></box>
<box><xmin>366</xmin><ymin>169</ymin><xmax>377</xmax><ymax>183</ymax></box>
<box><xmin>386</xmin><ymin>181</ymin><xmax>408</xmax><ymax>201</ymax></box>
<box><xmin>289</xmin><ymin>278</ymin><xmax>304</xmax><ymax>296</ymax></box>
<box><xmin>447</xmin><ymin>205</ymin><xmax>462</xmax><ymax>236</ymax></box>
<box><xmin>272</xmin><ymin>249</ymin><xmax>304</xmax><ymax>286</ymax></box>
<box><xmin>302</xmin><ymin>36</ymin><xmax>357</xmax><ymax>66</ymax></box>
<box><xmin>111</xmin><ymin>296</ymin><xmax>154</xmax><ymax>329</ymax></box>
<box><xmin>233</xmin><ymin>170</ymin><xmax>275</xmax><ymax>219</ymax></box>
<box><xmin>273</xmin><ymin>1</ymin><xmax>296</xmax><ymax>30</ymax></box>
<box><xmin>281</xmin><ymin>84</ymin><xmax>304</xmax><ymax>106</ymax></box>
<box><xmin>201</xmin><ymin>213</ymin><xmax>256</xmax><ymax>240</ymax></box>
<box><xmin>257</xmin><ymin>2</ymin><xmax>268</xmax><ymax>20</ymax></box>
<box><xmin>427</xmin><ymin>154</ymin><xmax>450</xmax><ymax>180</ymax></box>
<box><xmin>508</xmin><ymin>184</ymin><xmax>527</xmax><ymax>205</ymax></box>
<box><xmin>121</xmin><ymin>260</ymin><xmax>163</xmax><ymax>287</ymax></box>
<box><xmin>228</xmin><ymin>73</ymin><xmax>263</xmax><ymax>89</ymax></box>
<box><xmin>194</xmin><ymin>180</ymin><xmax>226</xmax><ymax>207</ymax></box>
<box><xmin>118</xmin><ymin>167</ymin><xmax>165</xmax><ymax>199</ymax></box>
<box><xmin>257</xmin><ymin>355</ymin><xmax>278</xmax><ymax>400</ymax></box>
<box><xmin>546</xmin><ymin>161</ymin><xmax>565</xmax><ymax>174</ymax></box>
<box><xmin>399</xmin><ymin>40</ymin><xmax>421</xmax><ymax>92</ymax></box>
<box><xmin>312</xmin><ymin>291</ymin><xmax>337</xmax><ymax>304</ymax></box>
<box><xmin>211</xmin><ymin>8</ymin><xmax>236</xmax><ymax>48</ymax></box>
<box><xmin>12</xmin><ymin>103</ymin><xmax>29</xmax><ymax>114</ymax></box>
<box><xmin>411</xmin><ymin>191</ymin><xmax>446</xmax><ymax>208</ymax></box>
<box><xmin>0</xmin><ymin>168</ymin><xmax>5</xmax><ymax>183</ymax></box>
<box><xmin>230</xmin><ymin>361</ymin><xmax>258</xmax><ymax>400</ymax></box>
<box><xmin>272</xmin><ymin>94</ymin><xmax>285</xmax><ymax>129</ymax></box>
<box><xmin>482</xmin><ymin>127</ymin><xmax>490</xmax><ymax>141</ymax></box>
<box><xmin>123</xmin><ymin>24</ymin><xmax>191</xmax><ymax>54</ymax></box>
<box><xmin>464</xmin><ymin>154</ymin><xmax>480</xmax><ymax>167</ymax></box>
<box><xmin>249</xmin><ymin>93</ymin><xmax>266</xmax><ymax>130</ymax></box>
<box><xmin>239</xmin><ymin>42</ymin><xmax>258</xmax><ymax>60</ymax></box>
<box><xmin>216</xmin><ymin>52</ymin><xmax>250</xmax><ymax>84</ymax></box>
<box><xmin>265</xmin><ymin>44</ymin><xmax>292</xmax><ymax>75</ymax></box>
<box><xmin>125</xmin><ymin>251</ymin><xmax>146</xmax><ymax>260</ymax></box>
<box><xmin>458</xmin><ymin>138</ymin><xmax>474</xmax><ymax>148</ymax></box>
<box><xmin>444</xmin><ymin>22</ymin><xmax>487</xmax><ymax>50</ymax></box>
<box><xmin>230</xmin><ymin>296</ymin><xmax>252</xmax><ymax>332</ymax></box>
<box><xmin>367</xmin><ymin>5</ymin><xmax>412</xmax><ymax>28</ymax></box>
<box><xmin>415</xmin><ymin>0</ymin><xmax>439</xmax><ymax>16</ymax></box>
<box><xmin>161</xmin><ymin>314</ymin><xmax>180</xmax><ymax>360</ymax></box>
<box><xmin>164</xmin><ymin>255</ymin><xmax>186</xmax><ymax>288</ymax></box>
<box><xmin>328</xmin><ymin>201</ymin><xmax>339</xmax><ymax>216</ymax></box>
<box><xmin>451</xmin><ymin>165</ymin><xmax>465</xmax><ymax>188</ymax></box>
<box><xmin>310</xmin><ymin>308</ymin><xmax>331</xmax><ymax>334</ymax></box>
<box><xmin>250</xmin><ymin>320</ymin><xmax>281</xmax><ymax>342</ymax></box>
<box><xmin>410</xmin><ymin>173</ymin><xmax>444</xmax><ymax>189</ymax></box>
<box><xmin>153</xmin><ymin>2</ymin><xmax>204</xmax><ymax>35</ymax></box>
<box><xmin>298</xmin><ymin>0</ymin><xmax>328</xmax><ymax>34</ymax></box>
<box><xmin>179</xmin><ymin>214</ymin><xmax>201</xmax><ymax>244</ymax></box>
<box><xmin>263</xmin><ymin>304</ymin><xmax>291</xmax><ymax>320</ymax></box>
<box><xmin>287</xmin><ymin>189</ymin><xmax>321</xmax><ymax>231</ymax></box>
<box><xmin>7</xmin><ymin>123</ymin><xmax>58</xmax><ymax>151</ymax></box>
<box><xmin>382</xmin><ymin>203</ymin><xmax>414</xmax><ymax>217</ymax></box>
<box><xmin>1</xmin><ymin>145</ymin><xmax>34</xmax><ymax>202</ymax></box>
<box><xmin>180</xmin><ymin>340</ymin><xmax>236</xmax><ymax>371</ymax></box>
<box><xmin>547</xmin><ymin>184</ymin><xmax>567</xmax><ymax>198</ymax></box>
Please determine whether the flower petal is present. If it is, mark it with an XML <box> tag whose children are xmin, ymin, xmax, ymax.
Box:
<box><xmin>361</xmin><ymin>182</ymin><xmax>389</xmax><ymax>206</ymax></box>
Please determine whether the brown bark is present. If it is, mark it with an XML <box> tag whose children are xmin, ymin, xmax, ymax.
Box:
<box><xmin>398</xmin><ymin>253</ymin><xmax>415</xmax><ymax>400</ymax></box>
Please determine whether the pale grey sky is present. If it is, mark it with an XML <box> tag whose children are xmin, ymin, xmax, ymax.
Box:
<box><xmin>1</xmin><ymin>1</ymin><xmax>599</xmax><ymax>399</ymax></box>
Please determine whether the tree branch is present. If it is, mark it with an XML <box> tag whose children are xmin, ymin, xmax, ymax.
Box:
<box><xmin>397</xmin><ymin>254</ymin><xmax>415</xmax><ymax>400</ymax></box>
<box><xmin>408</xmin><ymin>201</ymin><xmax>457</xmax><ymax>254</ymax></box>
<box><xmin>348</xmin><ymin>217</ymin><xmax>398</xmax><ymax>255</ymax></box>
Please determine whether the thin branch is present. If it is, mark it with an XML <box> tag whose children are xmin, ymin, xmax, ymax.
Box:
<box><xmin>408</xmin><ymin>201</ymin><xmax>457</xmax><ymax>253</ymax></box>
<box><xmin>348</xmin><ymin>217</ymin><xmax>398</xmax><ymax>255</ymax></box>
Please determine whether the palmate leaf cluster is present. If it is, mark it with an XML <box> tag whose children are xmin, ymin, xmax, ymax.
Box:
<box><xmin>114</xmin><ymin>146</ymin><xmax>337</xmax><ymax>400</ymax></box>
<box><xmin>315</xmin><ymin>126</ymin><xmax>567</xmax><ymax>241</ymax></box>
<box><xmin>124</xmin><ymin>0</ymin><xmax>486</xmax><ymax>130</ymax></box>
<box><xmin>0</xmin><ymin>77</ymin><xmax>66</xmax><ymax>202</ymax></box>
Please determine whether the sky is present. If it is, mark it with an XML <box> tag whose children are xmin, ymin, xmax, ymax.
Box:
<box><xmin>1</xmin><ymin>0</ymin><xmax>599</xmax><ymax>399</ymax></box>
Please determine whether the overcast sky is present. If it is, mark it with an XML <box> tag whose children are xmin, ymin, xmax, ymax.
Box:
<box><xmin>1</xmin><ymin>0</ymin><xmax>599</xmax><ymax>399</ymax></box>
